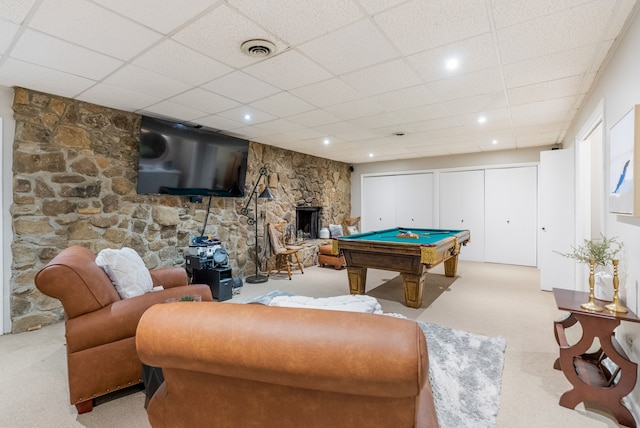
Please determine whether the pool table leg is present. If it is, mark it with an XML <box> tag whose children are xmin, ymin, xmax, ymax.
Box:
<box><xmin>347</xmin><ymin>267</ymin><xmax>367</xmax><ymax>295</ymax></box>
<box><xmin>444</xmin><ymin>253</ymin><xmax>459</xmax><ymax>277</ymax></box>
<box><xmin>401</xmin><ymin>272</ymin><xmax>424</xmax><ymax>308</ymax></box>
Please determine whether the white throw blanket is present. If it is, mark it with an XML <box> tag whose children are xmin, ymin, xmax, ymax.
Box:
<box><xmin>268</xmin><ymin>294</ymin><xmax>383</xmax><ymax>314</ymax></box>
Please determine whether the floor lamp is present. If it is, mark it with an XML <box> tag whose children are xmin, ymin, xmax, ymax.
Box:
<box><xmin>241</xmin><ymin>167</ymin><xmax>274</xmax><ymax>284</ymax></box>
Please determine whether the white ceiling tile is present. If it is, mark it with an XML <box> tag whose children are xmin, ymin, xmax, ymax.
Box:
<box><xmin>515</xmin><ymin>131</ymin><xmax>561</xmax><ymax>145</ymax></box>
<box><xmin>289</xmin><ymin>78</ymin><xmax>361</xmax><ymax>108</ymax></box>
<box><xmin>78</xmin><ymin>83</ymin><xmax>160</xmax><ymax>111</ymax></box>
<box><xmin>287</xmin><ymin>109</ymin><xmax>341</xmax><ymax>128</ymax></box>
<box><xmin>11</xmin><ymin>29</ymin><xmax>123</xmax><ymax>80</ymax></box>
<box><xmin>369</xmin><ymin>85</ymin><xmax>439</xmax><ymax>112</ymax></box>
<box><xmin>357</xmin><ymin>0</ymin><xmax>407</xmax><ymax>15</ymax></box>
<box><xmin>28</xmin><ymin>0</ymin><xmax>162</xmax><ymax>60</ymax></box>
<box><xmin>497</xmin><ymin>2</ymin><xmax>614</xmax><ymax>64</ymax></box>
<box><xmin>0</xmin><ymin>58</ymin><xmax>95</xmax><ymax>96</ymax></box>
<box><xmin>3</xmin><ymin>0</ymin><xmax>634</xmax><ymax>162</ymax></box>
<box><xmin>173</xmin><ymin>4</ymin><xmax>287</xmax><ymax>69</ymax></box>
<box><xmin>508</xmin><ymin>76</ymin><xmax>582</xmax><ymax>106</ymax></box>
<box><xmin>104</xmin><ymin>65</ymin><xmax>191</xmax><ymax>99</ymax></box>
<box><xmin>92</xmin><ymin>0</ymin><xmax>213</xmax><ymax>34</ymax></box>
<box><xmin>374</xmin><ymin>0</ymin><xmax>491</xmax><ymax>55</ymax></box>
<box><xmin>502</xmin><ymin>45</ymin><xmax>596</xmax><ymax>88</ymax></box>
<box><xmin>395</xmin><ymin>103</ymin><xmax>450</xmax><ymax>123</ymax></box>
<box><xmin>409</xmin><ymin>117</ymin><xmax>463</xmax><ymax>133</ymax></box>
<box><xmin>223</xmin><ymin>125</ymin><xmax>273</xmax><ymax>139</ymax></box>
<box><xmin>133</xmin><ymin>40</ymin><xmax>232</xmax><ymax>86</ymax></box>
<box><xmin>351</xmin><ymin>112</ymin><xmax>404</xmax><ymax>129</ymax></box>
<box><xmin>442</xmin><ymin>92</ymin><xmax>507</xmax><ymax>115</ymax></box>
<box><xmin>202</xmin><ymin>71</ymin><xmax>280</xmax><ymax>104</ymax></box>
<box><xmin>314</xmin><ymin>121</ymin><xmax>361</xmax><ymax>136</ymax></box>
<box><xmin>341</xmin><ymin>59</ymin><xmax>421</xmax><ymax>97</ymax></box>
<box><xmin>298</xmin><ymin>19</ymin><xmax>398</xmax><ymax>75</ymax></box>
<box><xmin>407</xmin><ymin>33</ymin><xmax>498</xmax><ymax>83</ymax></box>
<box><xmin>511</xmin><ymin>97</ymin><xmax>577</xmax><ymax>127</ymax></box>
<box><xmin>0</xmin><ymin>18</ymin><xmax>19</xmax><ymax>54</ymax></box>
<box><xmin>140</xmin><ymin>101</ymin><xmax>207</xmax><ymax>122</ymax></box>
<box><xmin>168</xmin><ymin>88</ymin><xmax>240</xmax><ymax>114</ymax></box>
<box><xmin>228</xmin><ymin>0</ymin><xmax>363</xmax><ymax>45</ymax></box>
<box><xmin>195</xmin><ymin>115</ymin><xmax>244</xmax><ymax>132</ymax></box>
<box><xmin>333</xmin><ymin>129</ymin><xmax>380</xmax><ymax>142</ymax></box>
<box><xmin>325</xmin><ymin>98</ymin><xmax>385</xmax><ymax>120</ymax></box>
<box><xmin>250</xmin><ymin>92</ymin><xmax>315</xmax><ymax>118</ymax></box>
<box><xmin>257</xmin><ymin>119</ymin><xmax>305</xmax><ymax>133</ymax></box>
<box><xmin>0</xmin><ymin>0</ymin><xmax>37</xmax><ymax>24</ymax></box>
<box><xmin>244</xmin><ymin>49</ymin><xmax>333</xmax><ymax>90</ymax></box>
<box><xmin>490</xmin><ymin>0</ymin><xmax>586</xmax><ymax>29</ymax></box>
<box><xmin>602</xmin><ymin>0</ymin><xmax>638</xmax><ymax>40</ymax></box>
<box><xmin>428</xmin><ymin>68</ymin><xmax>503</xmax><ymax>101</ymax></box>
<box><xmin>216</xmin><ymin>105</ymin><xmax>277</xmax><ymax>125</ymax></box>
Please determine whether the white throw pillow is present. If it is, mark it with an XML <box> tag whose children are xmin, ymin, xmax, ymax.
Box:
<box><xmin>95</xmin><ymin>247</ymin><xmax>153</xmax><ymax>299</ymax></box>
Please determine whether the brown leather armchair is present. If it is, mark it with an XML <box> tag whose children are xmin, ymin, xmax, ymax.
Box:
<box><xmin>137</xmin><ymin>302</ymin><xmax>439</xmax><ymax>427</ymax></box>
<box><xmin>34</xmin><ymin>245</ymin><xmax>213</xmax><ymax>414</ymax></box>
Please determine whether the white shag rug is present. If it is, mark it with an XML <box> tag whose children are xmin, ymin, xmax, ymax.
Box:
<box><xmin>244</xmin><ymin>291</ymin><xmax>506</xmax><ymax>428</ymax></box>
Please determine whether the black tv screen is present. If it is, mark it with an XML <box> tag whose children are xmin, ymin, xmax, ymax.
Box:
<box><xmin>137</xmin><ymin>116</ymin><xmax>249</xmax><ymax>197</ymax></box>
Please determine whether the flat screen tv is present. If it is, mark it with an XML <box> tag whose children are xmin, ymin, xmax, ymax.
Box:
<box><xmin>137</xmin><ymin>116</ymin><xmax>249</xmax><ymax>197</ymax></box>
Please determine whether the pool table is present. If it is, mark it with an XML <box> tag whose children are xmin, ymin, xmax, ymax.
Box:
<box><xmin>333</xmin><ymin>227</ymin><xmax>470</xmax><ymax>308</ymax></box>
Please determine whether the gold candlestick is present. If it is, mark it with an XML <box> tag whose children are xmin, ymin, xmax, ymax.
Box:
<box><xmin>605</xmin><ymin>260</ymin><xmax>628</xmax><ymax>313</ymax></box>
<box><xmin>581</xmin><ymin>259</ymin><xmax>603</xmax><ymax>312</ymax></box>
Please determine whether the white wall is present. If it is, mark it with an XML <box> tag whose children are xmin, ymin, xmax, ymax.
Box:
<box><xmin>560</xmin><ymin>5</ymin><xmax>640</xmax><ymax>416</ymax></box>
<box><xmin>0</xmin><ymin>86</ymin><xmax>15</xmax><ymax>334</ymax></box>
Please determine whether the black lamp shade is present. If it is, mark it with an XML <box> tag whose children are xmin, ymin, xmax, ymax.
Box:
<box><xmin>258</xmin><ymin>187</ymin><xmax>274</xmax><ymax>199</ymax></box>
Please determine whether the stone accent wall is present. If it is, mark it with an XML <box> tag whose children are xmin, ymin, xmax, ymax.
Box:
<box><xmin>10</xmin><ymin>87</ymin><xmax>351</xmax><ymax>333</ymax></box>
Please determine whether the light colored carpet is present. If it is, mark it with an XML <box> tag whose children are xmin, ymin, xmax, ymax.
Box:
<box><xmin>0</xmin><ymin>262</ymin><xmax>622</xmax><ymax>427</ymax></box>
<box><xmin>247</xmin><ymin>290</ymin><xmax>506</xmax><ymax>428</ymax></box>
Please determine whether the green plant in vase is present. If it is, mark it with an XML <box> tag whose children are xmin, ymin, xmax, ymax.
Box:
<box><xmin>556</xmin><ymin>234</ymin><xmax>623</xmax><ymax>302</ymax></box>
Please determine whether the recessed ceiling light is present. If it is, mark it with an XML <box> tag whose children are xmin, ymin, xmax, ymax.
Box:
<box><xmin>323</xmin><ymin>138</ymin><xmax>330</xmax><ymax>145</ymax></box>
<box><xmin>244</xmin><ymin>114</ymin><xmax>251</xmax><ymax>121</ymax></box>
<box><xmin>492</xmin><ymin>139</ymin><xmax>498</xmax><ymax>145</ymax></box>
<box><xmin>477</xmin><ymin>116</ymin><xmax>487</xmax><ymax>124</ymax></box>
<box><xmin>445</xmin><ymin>58</ymin><xmax>459</xmax><ymax>70</ymax></box>
<box><xmin>369</xmin><ymin>153</ymin><xmax>374</xmax><ymax>158</ymax></box>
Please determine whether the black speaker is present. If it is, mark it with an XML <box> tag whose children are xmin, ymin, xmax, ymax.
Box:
<box><xmin>215</xmin><ymin>278</ymin><xmax>234</xmax><ymax>301</ymax></box>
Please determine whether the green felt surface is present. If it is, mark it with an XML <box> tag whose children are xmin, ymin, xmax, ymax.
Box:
<box><xmin>340</xmin><ymin>227</ymin><xmax>463</xmax><ymax>245</ymax></box>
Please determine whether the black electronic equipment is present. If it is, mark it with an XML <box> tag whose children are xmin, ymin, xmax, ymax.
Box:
<box><xmin>136</xmin><ymin>115</ymin><xmax>249</xmax><ymax>197</ymax></box>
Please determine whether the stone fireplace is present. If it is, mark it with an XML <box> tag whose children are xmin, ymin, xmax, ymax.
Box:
<box><xmin>296</xmin><ymin>206</ymin><xmax>322</xmax><ymax>239</ymax></box>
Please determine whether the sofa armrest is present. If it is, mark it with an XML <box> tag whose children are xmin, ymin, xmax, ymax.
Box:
<box><xmin>150</xmin><ymin>267</ymin><xmax>188</xmax><ymax>288</ymax></box>
<box><xmin>66</xmin><ymin>284</ymin><xmax>212</xmax><ymax>354</ymax></box>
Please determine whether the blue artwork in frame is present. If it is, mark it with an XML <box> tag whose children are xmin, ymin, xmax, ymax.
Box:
<box><xmin>609</xmin><ymin>105</ymin><xmax>640</xmax><ymax>215</ymax></box>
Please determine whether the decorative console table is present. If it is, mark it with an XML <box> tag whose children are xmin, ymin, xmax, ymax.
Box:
<box><xmin>553</xmin><ymin>288</ymin><xmax>639</xmax><ymax>427</ymax></box>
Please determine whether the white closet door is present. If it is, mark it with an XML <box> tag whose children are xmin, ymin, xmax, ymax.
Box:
<box><xmin>439</xmin><ymin>170</ymin><xmax>485</xmax><ymax>262</ymax></box>
<box><xmin>362</xmin><ymin>175</ymin><xmax>397</xmax><ymax>231</ymax></box>
<box><xmin>538</xmin><ymin>149</ymin><xmax>575</xmax><ymax>290</ymax></box>
<box><xmin>396</xmin><ymin>173</ymin><xmax>433</xmax><ymax>228</ymax></box>
<box><xmin>485</xmin><ymin>167</ymin><xmax>537</xmax><ymax>266</ymax></box>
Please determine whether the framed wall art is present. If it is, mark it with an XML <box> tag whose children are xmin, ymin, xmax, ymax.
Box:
<box><xmin>609</xmin><ymin>105</ymin><xmax>640</xmax><ymax>215</ymax></box>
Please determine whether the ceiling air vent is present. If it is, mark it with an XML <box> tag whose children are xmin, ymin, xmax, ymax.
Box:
<box><xmin>241</xmin><ymin>39</ymin><xmax>276</xmax><ymax>58</ymax></box>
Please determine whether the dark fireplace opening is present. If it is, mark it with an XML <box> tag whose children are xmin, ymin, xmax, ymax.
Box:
<box><xmin>296</xmin><ymin>206</ymin><xmax>321</xmax><ymax>240</ymax></box>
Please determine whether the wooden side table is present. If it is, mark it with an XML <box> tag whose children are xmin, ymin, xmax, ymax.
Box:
<box><xmin>553</xmin><ymin>288</ymin><xmax>639</xmax><ymax>427</ymax></box>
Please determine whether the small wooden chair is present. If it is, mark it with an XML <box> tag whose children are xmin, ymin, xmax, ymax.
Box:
<box><xmin>342</xmin><ymin>217</ymin><xmax>361</xmax><ymax>235</ymax></box>
<box><xmin>267</xmin><ymin>222</ymin><xmax>304</xmax><ymax>280</ymax></box>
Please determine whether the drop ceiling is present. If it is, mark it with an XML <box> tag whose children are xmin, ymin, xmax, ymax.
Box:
<box><xmin>0</xmin><ymin>0</ymin><xmax>637</xmax><ymax>164</ymax></box>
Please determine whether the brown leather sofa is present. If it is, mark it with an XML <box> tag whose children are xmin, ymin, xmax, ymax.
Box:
<box><xmin>34</xmin><ymin>245</ymin><xmax>213</xmax><ymax>414</ymax></box>
<box><xmin>137</xmin><ymin>302</ymin><xmax>439</xmax><ymax>427</ymax></box>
